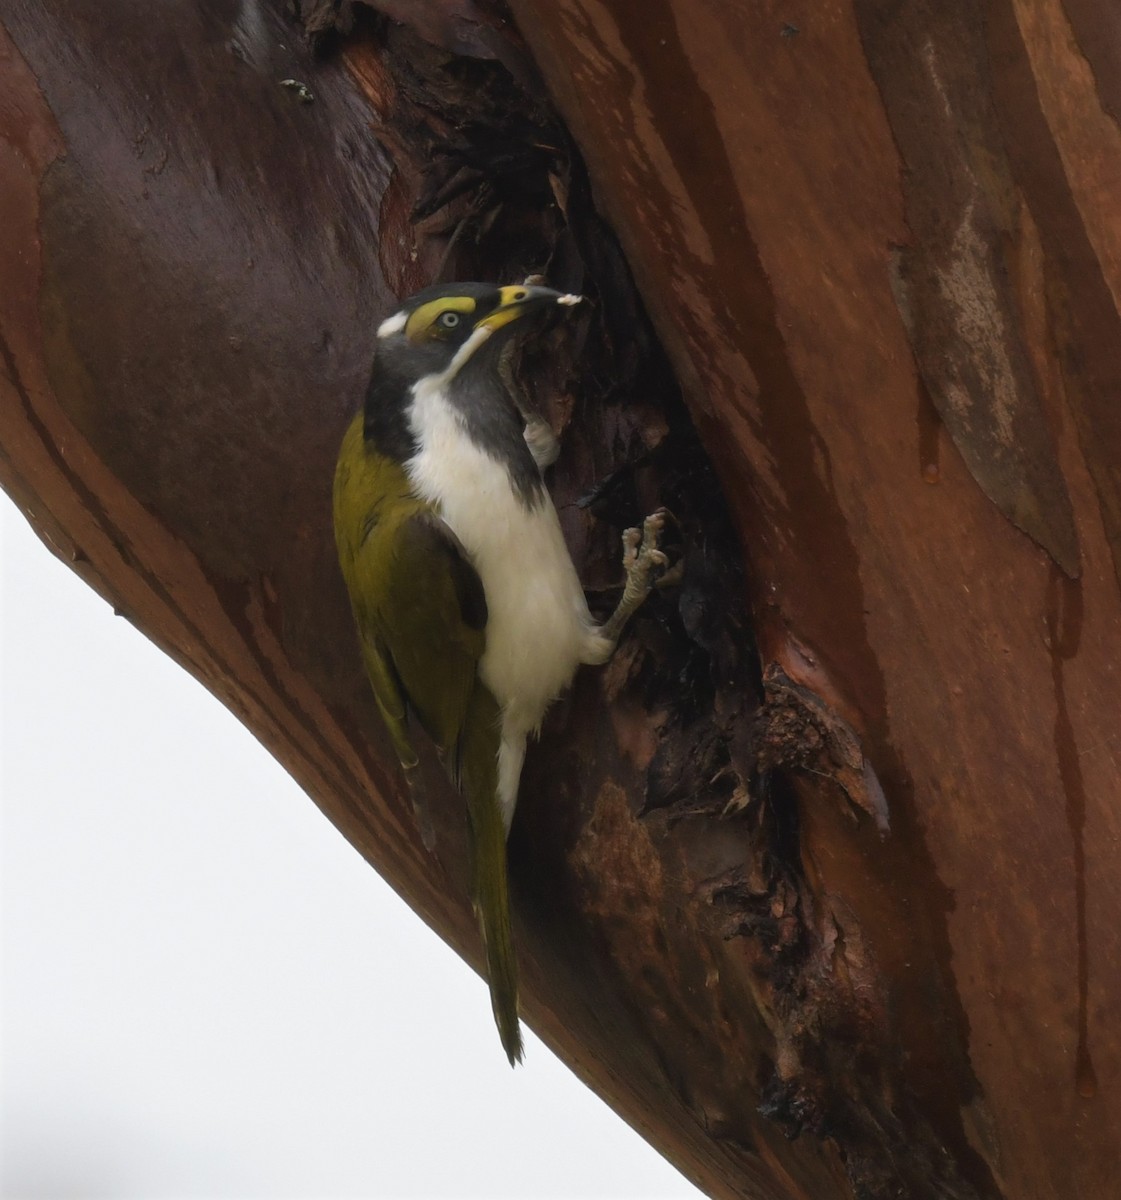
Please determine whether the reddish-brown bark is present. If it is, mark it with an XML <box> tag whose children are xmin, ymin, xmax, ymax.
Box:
<box><xmin>2</xmin><ymin>2</ymin><xmax>1119</xmax><ymax>1197</ymax></box>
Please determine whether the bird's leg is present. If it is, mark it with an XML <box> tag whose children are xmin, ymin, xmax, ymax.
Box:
<box><xmin>598</xmin><ymin>510</ymin><xmax>670</xmax><ymax>646</ymax></box>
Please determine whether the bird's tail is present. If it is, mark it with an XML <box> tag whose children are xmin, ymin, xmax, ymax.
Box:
<box><xmin>460</xmin><ymin>686</ymin><xmax>523</xmax><ymax>1066</ymax></box>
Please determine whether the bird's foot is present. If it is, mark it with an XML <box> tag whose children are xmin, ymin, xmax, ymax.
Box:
<box><xmin>523</xmin><ymin>414</ymin><xmax>560</xmax><ymax>470</ymax></box>
<box><xmin>623</xmin><ymin>510</ymin><xmax>670</xmax><ymax>590</ymax></box>
<box><xmin>498</xmin><ymin>337</ymin><xmax>561</xmax><ymax>471</ymax></box>
<box><xmin>599</xmin><ymin>509</ymin><xmax>672</xmax><ymax>646</ymax></box>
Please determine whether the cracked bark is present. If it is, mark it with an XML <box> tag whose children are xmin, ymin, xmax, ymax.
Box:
<box><xmin>2</xmin><ymin>2</ymin><xmax>1120</xmax><ymax>1197</ymax></box>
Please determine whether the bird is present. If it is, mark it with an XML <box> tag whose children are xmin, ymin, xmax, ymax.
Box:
<box><xmin>333</xmin><ymin>281</ymin><xmax>667</xmax><ymax>1064</ymax></box>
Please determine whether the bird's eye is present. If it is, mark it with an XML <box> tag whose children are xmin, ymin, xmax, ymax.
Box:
<box><xmin>438</xmin><ymin>312</ymin><xmax>461</xmax><ymax>329</ymax></box>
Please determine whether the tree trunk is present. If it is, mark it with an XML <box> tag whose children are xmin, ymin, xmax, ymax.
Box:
<box><xmin>2</xmin><ymin>2</ymin><xmax>1118</xmax><ymax>1196</ymax></box>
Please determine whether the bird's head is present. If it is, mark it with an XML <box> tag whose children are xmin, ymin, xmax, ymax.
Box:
<box><xmin>373</xmin><ymin>282</ymin><xmax>583</xmax><ymax>383</ymax></box>
<box><xmin>363</xmin><ymin>281</ymin><xmax>583</xmax><ymax>467</ymax></box>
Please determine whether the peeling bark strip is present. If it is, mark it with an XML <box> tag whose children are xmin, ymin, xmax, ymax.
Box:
<box><xmin>757</xmin><ymin>665</ymin><xmax>889</xmax><ymax>833</ymax></box>
<box><xmin>986</xmin><ymin>1</ymin><xmax>1121</xmax><ymax>599</ymax></box>
<box><xmin>5</xmin><ymin>1</ymin><xmax>1121</xmax><ymax>1198</ymax></box>
<box><xmin>857</xmin><ymin>0</ymin><xmax>1081</xmax><ymax>578</ymax></box>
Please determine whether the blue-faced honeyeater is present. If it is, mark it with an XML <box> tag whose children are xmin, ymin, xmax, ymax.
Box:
<box><xmin>333</xmin><ymin>282</ymin><xmax>666</xmax><ymax>1064</ymax></box>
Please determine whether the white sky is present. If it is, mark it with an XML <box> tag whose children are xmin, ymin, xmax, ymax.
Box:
<box><xmin>0</xmin><ymin>494</ymin><xmax>703</xmax><ymax>1200</ymax></box>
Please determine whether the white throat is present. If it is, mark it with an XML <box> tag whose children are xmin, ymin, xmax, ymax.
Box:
<box><xmin>404</xmin><ymin>373</ymin><xmax>608</xmax><ymax>825</ymax></box>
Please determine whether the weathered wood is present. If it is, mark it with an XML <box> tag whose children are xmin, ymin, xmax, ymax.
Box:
<box><xmin>510</xmin><ymin>3</ymin><xmax>1121</xmax><ymax>1197</ymax></box>
<box><xmin>2</xmin><ymin>1</ymin><xmax>1119</xmax><ymax>1196</ymax></box>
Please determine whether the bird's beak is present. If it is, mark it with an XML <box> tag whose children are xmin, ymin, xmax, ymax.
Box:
<box><xmin>477</xmin><ymin>285</ymin><xmax>584</xmax><ymax>333</ymax></box>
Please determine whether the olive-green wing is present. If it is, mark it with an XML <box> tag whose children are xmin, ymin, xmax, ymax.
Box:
<box><xmin>356</xmin><ymin>514</ymin><xmax>521</xmax><ymax>1063</ymax></box>
<box><xmin>380</xmin><ymin>512</ymin><xmax>488</xmax><ymax>765</ymax></box>
<box><xmin>346</xmin><ymin>508</ymin><xmax>487</xmax><ymax>770</ymax></box>
<box><xmin>333</xmin><ymin>415</ymin><xmax>486</xmax><ymax>781</ymax></box>
<box><xmin>333</xmin><ymin>421</ymin><xmax>520</xmax><ymax>1061</ymax></box>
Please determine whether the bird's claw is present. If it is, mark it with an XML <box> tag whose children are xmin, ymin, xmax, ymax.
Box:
<box><xmin>599</xmin><ymin>508</ymin><xmax>677</xmax><ymax>645</ymax></box>
<box><xmin>523</xmin><ymin>413</ymin><xmax>560</xmax><ymax>470</ymax></box>
<box><xmin>622</xmin><ymin>510</ymin><xmax>670</xmax><ymax>589</ymax></box>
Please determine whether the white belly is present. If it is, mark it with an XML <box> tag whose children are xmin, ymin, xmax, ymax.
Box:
<box><xmin>406</xmin><ymin>381</ymin><xmax>600</xmax><ymax>737</ymax></box>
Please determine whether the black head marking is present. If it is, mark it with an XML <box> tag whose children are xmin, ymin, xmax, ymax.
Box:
<box><xmin>363</xmin><ymin>282</ymin><xmax>573</xmax><ymax>503</ymax></box>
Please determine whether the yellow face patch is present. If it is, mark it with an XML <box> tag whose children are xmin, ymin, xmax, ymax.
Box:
<box><xmin>405</xmin><ymin>295</ymin><xmax>477</xmax><ymax>342</ymax></box>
